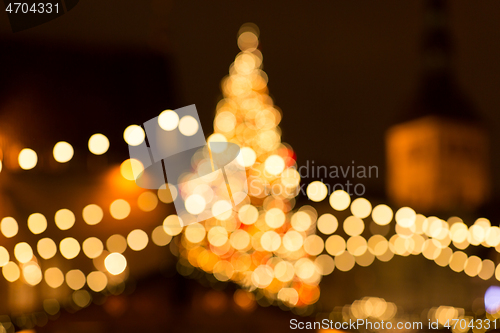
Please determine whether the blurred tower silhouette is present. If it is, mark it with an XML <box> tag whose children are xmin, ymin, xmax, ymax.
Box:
<box><xmin>386</xmin><ymin>0</ymin><xmax>490</xmax><ymax>214</ymax></box>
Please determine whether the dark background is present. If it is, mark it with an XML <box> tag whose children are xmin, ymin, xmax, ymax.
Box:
<box><xmin>1</xmin><ymin>0</ymin><xmax>499</xmax><ymax>197</ymax></box>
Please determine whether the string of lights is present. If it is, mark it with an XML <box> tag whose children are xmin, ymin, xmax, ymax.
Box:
<box><xmin>0</xmin><ymin>23</ymin><xmax>498</xmax><ymax>332</ymax></box>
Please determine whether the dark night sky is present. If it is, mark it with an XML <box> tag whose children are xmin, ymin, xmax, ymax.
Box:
<box><xmin>1</xmin><ymin>0</ymin><xmax>499</xmax><ymax>197</ymax></box>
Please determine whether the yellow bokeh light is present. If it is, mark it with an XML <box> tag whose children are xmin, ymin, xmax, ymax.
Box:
<box><xmin>350</xmin><ymin>198</ymin><xmax>372</xmax><ymax>219</ymax></box>
<box><xmin>278</xmin><ymin>288</ymin><xmax>299</xmax><ymax>307</ymax></box>
<box><xmin>23</xmin><ymin>263</ymin><xmax>42</xmax><ymax>286</ymax></box>
<box><xmin>236</xmin><ymin>147</ymin><xmax>257</xmax><ymax>168</ymax></box>
<box><xmin>18</xmin><ymin>148</ymin><xmax>38</xmax><ymax>170</ymax></box>
<box><xmin>371</xmin><ymin>204</ymin><xmax>393</xmax><ymax>226</ymax></box>
<box><xmin>66</xmin><ymin>269</ymin><xmax>86</xmax><ymax>290</ymax></box>
<box><xmin>158</xmin><ymin>110</ymin><xmax>179</xmax><ymax>131</ymax></box>
<box><xmin>185</xmin><ymin>194</ymin><xmax>206</xmax><ymax>215</ymax></box>
<box><xmin>281</xmin><ymin>168</ymin><xmax>300</xmax><ymax>188</ymax></box>
<box><xmin>434</xmin><ymin>247</ymin><xmax>453</xmax><ymax>267</ymax></box>
<box><xmin>211</xmin><ymin>200</ymin><xmax>233</xmax><ymax>220</ymax></box>
<box><xmin>261</xmin><ymin>231</ymin><xmax>281</xmax><ymax>252</ymax></box>
<box><xmin>251</xmin><ymin>265</ymin><xmax>274</xmax><ymax>288</ymax></box>
<box><xmin>45</xmin><ymin>267</ymin><xmax>64</xmax><ymax>288</ymax></box>
<box><xmin>185</xmin><ymin>223</ymin><xmax>206</xmax><ymax>243</ymax></box>
<box><xmin>178</xmin><ymin>115</ymin><xmax>199</xmax><ymax>136</ymax></box>
<box><xmin>367</xmin><ymin>235</ymin><xmax>388</xmax><ymax>256</ymax></box>
<box><xmin>264</xmin><ymin>155</ymin><xmax>285</xmax><ymax>175</ymax></box>
<box><xmin>343</xmin><ymin>216</ymin><xmax>365</xmax><ymax>236</ymax></box>
<box><xmin>229</xmin><ymin>229</ymin><xmax>250</xmax><ymax>250</ymax></box>
<box><xmin>306</xmin><ymin>181</ymin><xmax>328</xmax><ymax>202</ymax></box>
<box><xmin>238</xmin><ymin>31</ymin><xmax>259</xmax><ymax>51</ymax></box>
<box><xmin>213</xmin><ymin>260</ymin><xmax>234</xmax><ymax>282</ymax></box>
<box><xmin>395</xmin><ymin>207</ymin><xmax>416</xmax><ymax>228</ymax></box>
<box><xmin>123</xmin><ymin>125</ymin><xmax>145</xmax><ymax>146</ymax></box>
<box><xmin>59</xmin><ymin>237</ymin><xmax>81</xmax><ymax>259</ymax></box>
<box><xmin>449</xmin><ymin>251</ymin><xmax>467</xmax><ymax>272</ymax></box>
<box><xmin>283</xmin><ymin>230</ymin><xmax>303</xmax><ymax>252</ymax></box>
<box><xmin>207</xmin><ymin>133</ymin><xmax>228</xmax><ymax>153</ymax></box>
<box><xmin>335</xmin><ymin>252</ymin><xmax>355</xmax><ymax>272</ymax></box>
<box><xmin>1</xmin><ymin>217</ymin><xmax>18</xmax><ymax>238</ymax></box>
<box><xmin>479</xmin><ymin>260</ymin><xmax>495</xmax><ymax>280</ymax></box>
<box><xmin>55</xmin><ymin>208</ymin><xmax>75</xmax><ymax>230</ymax></box>
<box><xmin>109</xmin><ymin>199</ymin><xmax>131</xmax><ymax>220</ymax></box>
<box><xmin>104</xmin><ymin>253</ymin><xmax>127</xmax><ymax>275</ymax></box>
<box><xmin>422</xmin><ymin>239</ymin><xmax>442</xmax><ymax>260</ymax></box>
<box><xmin>329</xmin><ymin>190</ymin><xmax>350</xmax><ymax>211</ymax></box>
<box><xmin>88</xmin><ymin>133</ymin><xmax>110</xmax><ymax>155</ymax></box>
<box><xmin>347</xmin><ymin>236</ymin><xmax>368</xmax><ymax>256</ymax></box>
<box><xmin>137</xmin><ymin>191</ymin><xmax>158</xmax><ymax>212</ymax></box>
<box><xmin>238</xmin><ymin>205</ymin><xmax>259</xmax><ymax>225</ymax></box>
<box><xmin>0</xmin><ymin>246</ymin><xmax>9</xmax><ymax>266</ymax></box>
<box><xmin>304</xmin><ymin>235</ymin><xmax>324</xmax><ymax>256</ymax></box>
<box><xmin>53</xmin><ymin>141</ymin><xmax>74</xmax><ymax>163</ymax></box>
<box><xmin>315</xmin><ymin>254</ymin><xmax>335</xmax><ymax>275</ymax></box>
<box><xmin>106</xmin><ymin>234</ymin><xmax>127</xmax><ymax>253</ymax></box>
<box><xmin>2</xmin><ymin>261</ymin><xmax>20</xmax><ymax>282</ymax></box>
<box><xmin>214</xmin><ymin>111</ymin><xmax>236</xmax><ymax>132</ymax></box>
<box><xmin>291</xmin><ymin>211</ymin><xmax>312</xmax><ymax>232</ymax></box>
<box><xmin>464</xmin><ymin>255</ymin><xmax>482</xmax><ymax>277</ymax></box>
<box><xmin>28</xmin><ymin>213</ymin><xmax>47</xmax><ymax>234</ymax></box>
<box><xmin>265</xmin><ymin>208</ymin><xmax>285</xmax><ymax>228</ymax></box>
<box><xmin>208</xmin><ymin>226</ymin><xmax>228</xmax><ymax>247</ymax></box>
<box><xmin>82</xmin><ymin>204</ymin><xmax>104</xmax><ymax>225</ymax></box>
<box><xmin>163</xmin><ymin>215</ymin><xmax>183</xmax><ymax>236</ymax></box>
<box><xmin>274</xmin><ymin>261</ymin><xmax>295</xmax><ymax>282</ymax></box>
<box><xmin>317</xmin><ymin>214</ymin><xmax>338</xmax><ymax>235</ymax></box>
<box><xmin>120</xmin><ymin>158</ymin><xmax>145</xmax><ymax>181</ymax></box>
<box><xmin>87</xmin><ymin>271</ymin><xmax>108</xmax><ymax>292</ymax></box>
<box><xmin>325</xmin><ymin>235</ymin><xmax>346</xmax><ymax>256</ymax></box>
<box><xmin>14</xmin><ymin>242</ymin><xmax>33</xmax><ymax>263</ymax></box>
<box><xmin>295</xmin><ymin>258</ymin><xmax>316</xmax><ymax>280</ymax></box>
<box><xmin>82</xmin><ymin>237</ymin><xmax>104</xmax><ymax>259</ymax></box>
<box><xmin>486</xmin><ymin>226</ymin><xmax>500</xmax><ymax>247</ymax></box>
<box><xmin>37</xmin><ymin>238</ymin><xmax>57</xmax><ymax>260</ymax></box>
<box><xmin>158</xmin><ymin>183</ymin><xmax>178</xmax><ymax>203</ymax></box>
<box><xmin>151</xmin><ymin>226</ymin><xmax>172</xmax><ymax>246</ymax></box>
<box><xmin>127</xmin><ymin>229</ymin><xmax>149</xmax><ymax>251</ymax></box>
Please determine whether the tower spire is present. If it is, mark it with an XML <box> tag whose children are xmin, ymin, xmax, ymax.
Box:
<box><xmin>409</xmin><ymin>0</ymin><xmax>477</xmax><ymax>121</ymax></box>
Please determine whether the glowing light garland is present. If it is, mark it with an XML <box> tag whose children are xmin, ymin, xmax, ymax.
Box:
<box><xmin>0</xmin><ymin>23</ymin><xmax>498</xmax><ymax>332</ymax></box>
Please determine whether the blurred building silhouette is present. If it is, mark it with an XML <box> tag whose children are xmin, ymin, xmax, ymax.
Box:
<box><xmin>386</xmin><ymin>0</ymin><xmax>490</xmax><ymax>215</ymax></box>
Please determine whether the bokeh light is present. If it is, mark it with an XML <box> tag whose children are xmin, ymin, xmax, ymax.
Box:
<box><xmin>18</xmin><ymin>148</ymin><xmax>37</xmax><ymax>170</ymax></box>
<box><xmin>37</xmin><ymin>238</ymin><xmax>57</xmax><ymax>260</ymax></box>
<box><xmin>158</xmin><ymin>110</ymin><xmax>179</xmax><ymax>131</ymax></box>
<box><xmin>104</xmin><ymin>253</ymin><xmax>127</xmax><ymax>275</ymax></box>
<box><xmin>82</xmin><ymin>204</ymin><xmax>104</xmax><ymax>225</ymax></box>
<box><xmin>27</xmin><ymin>213</ymin><xmax>47</xmax><ymax>234</ymax></box>
<box><xmin>123</xmin><ymin>125</ymin><xmax>145</xmax><ymax>146</ymax></box>
<box><xmin>14</xmin><ymin>242</ymin><xmax>33</xmax><ymax>263</ymax></box>
<box><xmin>59</xmin><ymin>237</ymin><xmax>81</xmax><ymax>259</ymax></box>
<box><xmin>1</xmin><ymin>217</ymin><xmax>18</xmax><ymax>238</ymax></box>
<box><xmin>54</xmin><ymin>208</ymin><xmax>76</xmax><ymax>230</ymax></box>
<box><xmin>178</xmin><ymin>115</ymin><xmax>199</xmax><ymax>136</ymax></box>
<box><xmin>329</xmin><ymin>190</ymin><xmax>350</xmax><ymax>211</ymax></box>
<box><xmin>53</xmin><ymin>141</ymin><xmax>74</xmax><ymax>163</ymax></box>
<box><xmin>88</xmin><ymin>133</ymin><xmax>110</xmax><ymax>155</ymax></box>
<box><xmin>306</xmin><ymin>181</ymin><xmax>328</xmax><ymax>202</ymax></box>
<box><xmin>109</xmin><ymin>199</ymin><xmax>131</xmax><ymax>220</ymax></box>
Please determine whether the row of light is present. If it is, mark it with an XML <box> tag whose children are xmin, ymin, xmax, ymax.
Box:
<box><xmin>8</xmin><ymin>107</ymin><xmax>202</xmax><ymax>172</ymax></box>
<box><xmin>1</xmin><ymin>217</ymin><xmax>175</xmax><ymax>290</ymax></box>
